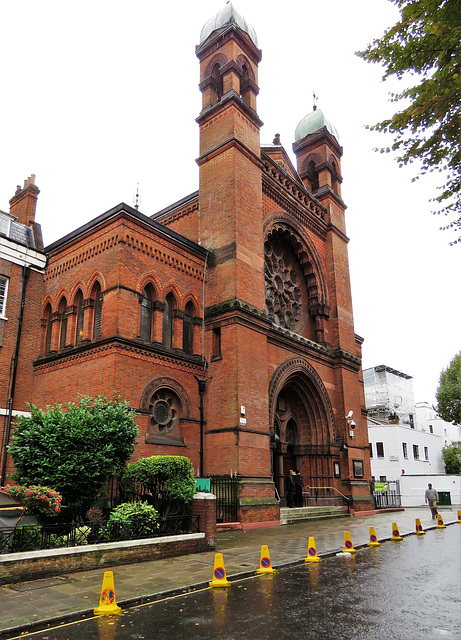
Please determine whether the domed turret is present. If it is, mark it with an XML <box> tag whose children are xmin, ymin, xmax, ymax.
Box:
<box><xmin>294</xmin><ymin>107</ymin><xmax>339</xmax><ymax>143</ymax></box>
<box><xmin>199</xmin><ymin>1</ymin><xmax>258</xmax><ymax>47</ymax></box>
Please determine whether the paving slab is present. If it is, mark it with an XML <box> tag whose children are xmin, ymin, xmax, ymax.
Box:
<box><xmin>0</xmin><ymin>505</ymin><xmax>458</xmax><ymax>637</ymax></box>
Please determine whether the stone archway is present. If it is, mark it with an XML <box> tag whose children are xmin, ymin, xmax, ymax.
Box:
<box><xmin>269</xmin><ymin>358</ymin><xmax>337</xmax><ymax>505</ymax></box>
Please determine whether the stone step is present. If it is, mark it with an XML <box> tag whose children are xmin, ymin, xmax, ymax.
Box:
<box><xmin>280</xmin><ymin>506</ymin><xmax>351</xmax><ymax>526</ymax></box>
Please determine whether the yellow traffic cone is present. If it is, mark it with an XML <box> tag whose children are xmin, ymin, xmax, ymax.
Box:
<box><xmin>209</xmin><ymin>553</ymin><xmax>231</xmax><ymax>587</ymax></box>
<box><xmin>391</xmin><ymin>522</ymin><xmax>403</xmax><ymax>541</ymax></box>
<box><xmin>367</xmin><ymin>526</ymin><xmax>381</xmax><ymax>547</ymax></box>
<box><xmin>436</xmin><ymin>514</ymin><xmax>446</xmax><ymax>529</ymax></box>
<box><xmin>343</xmin><ymin>531</ymin><xmax>357</xmax><ymax>553</ymax></box>
<box><xmin>415</xmin><ymin>518</ymin><xmax>426</xmax><ymax>535</ymax></box>
<box><xmin>93</xmin><ymin>571</ymin><xmax>121</xmax><ymax>616</ymax></box>
<box><xmin>256</xmin><ymin>545</ymin><xmax>276</xmax><ymax>574</ymax></box>
<box><xmin>457</xmin><ymin>510</ymin><xmax>461</xmax><ymax>523</ymax></box>
<box><xmin>305</xmin><ymin>536</ymin><xmax>321</xmax><ymax>563</ymax></box>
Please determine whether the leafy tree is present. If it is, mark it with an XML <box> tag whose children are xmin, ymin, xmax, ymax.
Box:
<box><xmin>436</xmin><ymin>351</ymin><xmax>461</xmax><ymax>424</ymax></box>
<box><xmin>8</xmin><ymin>395</ymin><xmax>138</xmax><ymax>520</ymax></box>
<box><xmin>441</xmin><ymin>443</ymin><xmax>461</xmax><ymax>474</ymax></box>
<box><xmin>357</xmin><ymin>0</ymin><xmax>461</xmax><ymax>243</ymax></box>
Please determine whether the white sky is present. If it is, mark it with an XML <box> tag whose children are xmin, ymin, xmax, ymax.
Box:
<box><xmin>1</xmin><ymin>1</ymin><xmax>459</xmax><ymax>405</ymax></box>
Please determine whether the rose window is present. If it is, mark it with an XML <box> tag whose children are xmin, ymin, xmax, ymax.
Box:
<box><xmin>149</xmin><ymin>389</ymin><xmax>179</xmax><ymax>434</ymax></box>
<box><xmin>264</xmin><ymin>238</ymin><xmax>303</xmax><ymax>330</ymax></box>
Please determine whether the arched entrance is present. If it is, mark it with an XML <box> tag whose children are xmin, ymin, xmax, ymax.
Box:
<box><xmin>269</xmin><ymin>358</ymin><xmax>338</xmax><ymax>505</ymax></box>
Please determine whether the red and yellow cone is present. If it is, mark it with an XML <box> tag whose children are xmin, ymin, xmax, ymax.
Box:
<box><xmin>256</xmin><ymin>545</ymin><xmax>276</xmax><ymax>574</ymax></box>
<box><xmin>305</xmin><ymin>536</ymin><xmax>321</xmax><ymax>563</ymax></box>
<box><xmin>368</xmin><ymin>526</ymin><xmax>381</xmax><ymax>547</ymax></box>
<box><xmin>94</xmin><ymin>571</ymin><xmax>121</xmax><ymax>616</ymax></box>
<box><xmin>343</xmin><ymin>531</ymin><xmax>357</xmax><ymax>553</ymax></box>
<box><xmin>209</xmin><ymin>553</ymin><xmax>231</xmax><ymax>588</ymax></box>
<box><xmin>415</xmin><ymin>518</ymin><xmax>426</xmax><ymax>535</ymax></box>
<box><xmin>436</xmin><ymin>514</ymin><xmax>446</xmax><ymax>529</ymax></box>
<box><xmin>391</xmin><ymin>522</ymin><xmax>403</xmax><ymax>541</ymax></box>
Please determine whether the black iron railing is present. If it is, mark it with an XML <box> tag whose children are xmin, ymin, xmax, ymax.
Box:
<box><xmin>209</xmin><ymin>475</ymin><xmax>239</xmax><ymax>523</ymax></box>
<box><xmin>0</xmin><ymin>515</ymin><xmax>200</xmax><ymax>554</ymax></box>
<box><xmin>373</xmin><ymin>480</ymin><xmax>402</xmax><ymax>509</ymax></box>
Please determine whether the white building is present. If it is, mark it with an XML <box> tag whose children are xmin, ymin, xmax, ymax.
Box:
<box><xmin>368</xmin><ymin>417</ymin><xmax>445</xmax><ymax>480</ymax></box>
<box><xmin>365</xmin><ymin>365</ymin><xmax>461</xmax><ymax>506</ymax></box>
<box><xmin>415</xmin><ymin>401</ymin><xmax>461</xmax><ymax>447</ymax></box>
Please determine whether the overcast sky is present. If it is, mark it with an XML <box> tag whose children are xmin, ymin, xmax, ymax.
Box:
<box><xmin>1</xmin><ymin>1</ymin><xmax>459</xmax><ymax>405</ymax></box>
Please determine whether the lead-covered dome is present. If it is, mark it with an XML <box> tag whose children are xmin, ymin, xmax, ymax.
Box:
<box><xmin>294</xmin><ymin>108</ymin><xmax>339</xmax><ymax>143</ymax></box>
<box><xmin>199</xmin><ymin>1</ymin><xmax>258</xmax><ymax>47</ymax></box>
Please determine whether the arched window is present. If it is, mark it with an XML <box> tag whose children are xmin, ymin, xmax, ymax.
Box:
<box><xmin>240</xmin><ymin>64</ymin><xmax>250</xmax><ymax>106</ymax></box>
<box><xmin>163</xmin><ymin>293</ymin><xmax>175</xmax><ymax>349</ymax></box>
<box><xmin>307</xmin><ymin>160</ymin><xmax>319</xmax><ymax>193</ymax></box>
<box><xmin>92</xmin><ymin>283</ymin><xmax>103</xmax><ymax>340</ymax></box>
<box><xmin>331</xmin><ymin>161</ymin><xmax>340</xmax><ymax>195</ymax></box>
<box><xmin>75</xmin><ymin>291</ymin><xmax>84</xmax><ymax>346</ymax></box>
<box><xmin>58</xmin><ymin>298</ymin><xmax>68</xmax><ymax>351</ymax></box>
<box><xmin>211</xmin><ymin>63</ymin><xmax>223</xmax><ymax>103</ymax></box>
<box><xmin>183</xmin><ymin>302</ymin><xmax>194</xmax><ymax>355</ymax></box>
<box><xmin>44</xmin><ymin>303</ymin><xmax>52</xmax><ymax>355</ymax></box>
<box><xmin>140</xmin><ymin>285</ymin><xmax>154</xmax><ymax>342</ymax></box>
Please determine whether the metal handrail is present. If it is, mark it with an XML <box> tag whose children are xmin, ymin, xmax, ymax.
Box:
<box><xmin>306</xmin><ymin>486</ymin><xmax>351</xmax><ymax>512</ymax></box>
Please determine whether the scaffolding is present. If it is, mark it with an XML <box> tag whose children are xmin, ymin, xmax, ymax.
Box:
<box><xmin>364</xmin><ymin>365</ymin><xmax>415</xmax><ymax>427</ymax></box>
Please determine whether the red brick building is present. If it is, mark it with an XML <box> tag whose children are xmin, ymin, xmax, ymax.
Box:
<box><xmin>0</xmin><ymin>176</ymin><xmax>47</xmax><ymax>485</ymax></box>
<box><xmin>0</xmin><ymin>4</ymin><xmax>372</xmax><ymax>521</ymax></box>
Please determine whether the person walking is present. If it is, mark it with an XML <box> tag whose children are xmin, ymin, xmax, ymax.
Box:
<box><xmin>285</xmin><ymin>470</ymin><xmax>296</xmax><ymax>508</ymax></box>
<box><xmin>294</xmin><ymin>470</ymin><xmax>304</xmax><ymax>507</ymax></box>
<box><xmin>425</xmin><ymin>483</ymin><xmax>439</xmax><ymax>519</ymax></box>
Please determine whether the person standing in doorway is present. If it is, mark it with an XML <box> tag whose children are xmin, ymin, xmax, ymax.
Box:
<box><xmin>286</xmin><ymin>470</ymin><xmax>296</xmax><ymax>508</ymax></box>
<box><xmin>425</xmin><ymin>483</ymin><xmax>439</xmax><ymax>519</ymax></box>
<box><xmin>294</xmin><ymin>470</ymin><xmax>304</xmax><ymax>507</ymax></box>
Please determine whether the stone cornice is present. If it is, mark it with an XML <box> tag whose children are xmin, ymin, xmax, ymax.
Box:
<box><xmin>33</xmin><ymin>336</ymin><xmax>205</xmax><ymax>374</ymax></box>
<box><xmin>196</xmin><ymin>90</ymin><xmax>263</xmax><ymax>130</ymax></box>
<box><xmin>205</xmin><ymin>298</ymin><xmax>271</xmax><ymax>332</ymax></box>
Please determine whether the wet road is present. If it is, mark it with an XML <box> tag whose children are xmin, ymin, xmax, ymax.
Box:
<box><xmin>7</xmin><ymin>525</ymin><xmax>460</xmax><ymax>640</ymax></box>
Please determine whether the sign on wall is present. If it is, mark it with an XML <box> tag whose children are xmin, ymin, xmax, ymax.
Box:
<box><xmin>195</xmin><ymin>478</ymin><xmax>211</xmax><ymax>493</ymax></box>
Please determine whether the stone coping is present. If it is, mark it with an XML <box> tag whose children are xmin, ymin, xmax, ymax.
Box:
<box><xmin>0</xmin><ymin>532</ymin><xmax>205</xmax><ymax>564</ymax></box>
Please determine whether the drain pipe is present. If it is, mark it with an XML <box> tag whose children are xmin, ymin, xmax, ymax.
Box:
<box><xmin>195</xmin><ymin>249</ymin><xmax>211</xmax><ymax>478</ymax></box>
<box><xmin>1</xmin><ymin>265</ymin><xmax>30</xmax><ymax>486</ymax></box>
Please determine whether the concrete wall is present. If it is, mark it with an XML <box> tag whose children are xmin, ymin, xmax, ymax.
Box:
<box><xmin>400</xmin><ymin>475</ymin><xmax>461</xmax><ymax>507</ymax></box>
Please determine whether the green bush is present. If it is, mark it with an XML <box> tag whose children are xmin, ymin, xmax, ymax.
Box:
<box><xmin>8</xmin><ymin>524</ymin><xmax>41</xmax><ymax>552</ymax></box>
<box><xmin>121</xmin><ymin>455</ymin><xmax>195</xmax><ymax>506</ymax></box>
<box><xmin>100</xmin><ymin>502</ymin><xmax>159</xmax><ymax>541</ymax></box>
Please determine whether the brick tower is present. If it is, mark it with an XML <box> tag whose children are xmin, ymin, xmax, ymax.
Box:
<box><xmin>196</xmin><ymin>5</ymin><xmax>278</xmax><ymax>521</ymax></box>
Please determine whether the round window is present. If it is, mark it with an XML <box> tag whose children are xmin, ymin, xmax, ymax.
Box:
<box><xmin>149</xmin><ymin>390</ymin><xmax>179</xmax><ymax>434</ymax></box>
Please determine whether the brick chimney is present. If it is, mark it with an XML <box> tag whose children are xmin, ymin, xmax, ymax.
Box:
<box><xmin>9</xmin><ymin>175</ymin><xmax>40</xmax><ymax>227</ymax></box>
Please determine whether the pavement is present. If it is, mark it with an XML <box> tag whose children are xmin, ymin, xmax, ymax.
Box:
<box><xmin>0</xmin><ymin>505</ymin><xmax>459</xmax><ymax>638</ymax></box>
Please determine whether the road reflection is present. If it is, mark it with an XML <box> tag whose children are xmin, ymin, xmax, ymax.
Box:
<box><xmin>9</xmin><ymin>525</ymin><xmax>460</xmax><ymax>640</ymax></box>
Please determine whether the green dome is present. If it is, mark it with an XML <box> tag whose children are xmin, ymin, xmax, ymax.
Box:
<box><xmin>199</xmin><ymin>2</ymin><xmax>258</xmax><ymax>47</ymax></box>
<box><xmin>294</xmin><ymin>108</ymin><xmax>339</xmax><ymax>143</ymax></box>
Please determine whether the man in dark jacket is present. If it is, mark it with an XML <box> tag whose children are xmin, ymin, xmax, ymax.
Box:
<box><xmin>294</xmin><ymin>470</ymin><xmax>304</xmax><ymax>507</ymax></box>
<box><xmin>286</xmin><ymin>470</ymin><xmax>296</xmax><ymax>508</ymax></box>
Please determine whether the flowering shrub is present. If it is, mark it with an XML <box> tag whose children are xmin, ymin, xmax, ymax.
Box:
<box><xmin>0</xmin><ymin>485</ymin><xmax>62</xmax><ymax>517</ymax></box>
